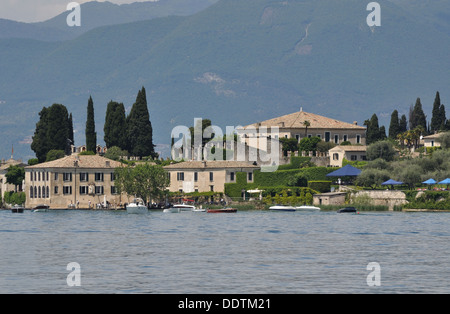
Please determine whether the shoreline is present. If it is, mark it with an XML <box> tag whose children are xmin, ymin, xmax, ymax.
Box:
<box><xmin>402</xmin><ymin>209</ymin><xmax>450</xmax><ymax>212</ymax></box>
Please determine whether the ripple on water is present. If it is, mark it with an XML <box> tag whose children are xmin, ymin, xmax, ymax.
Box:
<box><xmin>1</xmin><ymin>210</ymin><xmax>450</xmax><ymax>293</ymax></box>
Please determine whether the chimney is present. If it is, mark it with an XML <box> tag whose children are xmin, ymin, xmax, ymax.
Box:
<box><xmin>353</xmin><ymin>121</ymin><xmax>358</xmax><ymax>125</ymax></box>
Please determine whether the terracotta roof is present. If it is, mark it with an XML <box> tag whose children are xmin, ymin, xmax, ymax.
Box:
<box><xmin>0</xmin><ymin>159</ymin><xmax>26</xmax><ymax>171</ymax></box>
<box><xmin>164</xmin><ymin>160</ymin><xmax>259</xmax><ymax>170</ymax></box>
<box><xmin>329</xmin><ymin>145</ymin><xmax>367</xmax><ymax>152</ymax></box>
<box><xmin>423</xmin><ymin>133</ymin><xmax>445</xmax><ymax>140</ymax></box>
<box><xmin>25</xmin><ymin>155</ymin><xmax>124</xmax><ymax>169</ymax></box>
<box><xmin>244</xmin><ymin>110</ymin><xmax>366</xmax><ymax>130</ymax></box>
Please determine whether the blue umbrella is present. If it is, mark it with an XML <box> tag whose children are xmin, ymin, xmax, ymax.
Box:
<box><xmin>422</xmin><ymin>178</ymin><xmax>437</xmax><ymax>185</ymax></box>
<box><xmin>438</xmin><ymin>178</ymin><xmax>450</xmax><ymax>184</ymax></box>
<box><xmin>326</xmin><ymin>164</ymin><xmax>362</xmax><ymax>177</ymax></box>
<box><xmin>381</xmin><ymin>179</ymin><xmax>403</xmax><ymax>186</ymax></box>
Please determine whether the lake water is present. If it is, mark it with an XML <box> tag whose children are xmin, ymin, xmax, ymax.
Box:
<box><xmin>1</xmin><ymin>209</ymin><xmax>450</xmax><ymax>294</ymax></box>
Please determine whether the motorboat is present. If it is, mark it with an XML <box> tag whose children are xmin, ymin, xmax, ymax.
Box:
<box><xmin>337</xmin><ymin>207</ymin><xmax>358</xmax><ymax>213</ymax></box>
<box><xmin>11</xmin><ymin>204</ymin><xmax>25</xmax><ymax>213</ymax></box>
<box><xmin>207</xmin><ymin>208</ymin><xmax>237</xmax><ymax>213</ymax></box>
<box><xmin>163</xmin><ymin>204</ymin><xmax>203</xmax><ymax>213</ymax></box>
<box><xmin>296</xmin><ymin>205</ymin><xmax>321</xmax><ymax>211</ymax></box>
<box><xmin>269</xmin><ymin>205</ymin><xmax>296</xmax><ymax>212</ymax></box>
<box><xmin>32</xmin><ymin>204</ymin><xmax>49</xmax><ymax>212</ymax></box>
<box><xmin>126</xmin><ymin>198</ymin><xmax>148</xmax><ymax>214</ymax></box>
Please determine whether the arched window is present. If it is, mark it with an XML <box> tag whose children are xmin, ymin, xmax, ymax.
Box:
<box><xmin>30</xmin><ymin>186</ymin><xmax>34</xmax><ymax>198</ymax></box>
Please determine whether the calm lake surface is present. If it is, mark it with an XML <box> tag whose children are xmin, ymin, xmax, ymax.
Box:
<box><xmin>1</xmin><ymin>209</ymin><xmax>450</xmax><ymax>294</ymax></box>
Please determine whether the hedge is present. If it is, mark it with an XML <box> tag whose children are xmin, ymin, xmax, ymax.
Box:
<box><xmin>224</xmin><ymin>172</ymin><xmax>251</xmax><ymax>198</ymax></box>
<box><xmin>225</xmin><ymin>167</ymin><xmax>335</xmax><ymax>198</ymax></box>
<box><xmin>308</xmin><ymin>181</ymin><xmax>332</xmax><ymax>193</ymax></box>
<box><xmin>254</xmin><ymin>167</ymin><xmax>335</xmax><ymax>186</ymax></box>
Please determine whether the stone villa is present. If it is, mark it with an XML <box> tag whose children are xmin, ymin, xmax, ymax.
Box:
<box><xmin>24</xmin><ymin>155</ymin><xmax>126</xmax><ymax>209</ymax></box>
<box><xmin>238</xmin><ymin>109</ymin><xmax>366</xmax><ymax>147</ymax></box>
<box><xmin>164</xmin><ymin>160</ymin><xmax>259</xmax><ymax>193</ymax></box>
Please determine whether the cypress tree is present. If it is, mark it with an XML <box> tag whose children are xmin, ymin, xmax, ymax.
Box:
<box><xmin>31</xmin><ymin>107</ymin><xmax>50</xmax><ymax>163</ymax></box>
<box><xmin>126</xmin><ymin>87</ymin><xmax>156</xmax><ymax>158</ymax></box>
<box><xmin>430</xmin><ymin>91</ymin><xmax>442</xmax><ymax>133</ymax></box>
<box><xmin>364</xmin><ymin>114</ymin><xmax>383</xmax><ymax>145</ymax></box>
<box><xmin>439</xmin><ymin>104</ymin><xmax>447</xmax><ymax>131</ymax></box>
<box><xmin>104</xmin><ymin>101</ymin><xmax>127</xmax><ymax>150</ymax></box>
<box><xmin>410</xmin><ymin>98</ymin><xmax>427</xmax><ymax>133</ymax></box>
<box><xmin>388</xmin><ymin>110</ymin><xmax>400</xmax><ymax>139</ymax></box>
<box><xmin>85</xmin><ymin>96</ymin><xmax>97</xmax><ymax>153</ymax></box>
<box><xmin>399</xmin><ymin>114</ymin><xmax>408</xmax><ymax>133</ymax></box>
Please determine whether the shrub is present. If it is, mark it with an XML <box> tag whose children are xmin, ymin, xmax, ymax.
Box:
<box><xmin>308</xmin><ymin>181</ymin><xmax>332</xmax><ymax>193</ymax></box>
<box><xmin>366</xmin><ymin>140</ymin><xmax>396</xmax><ymax>161</ymax></box>
<box><xmin>3</xmin><ymin>191</ymin><xmax>26</xmax><ymax>205</ymax></box>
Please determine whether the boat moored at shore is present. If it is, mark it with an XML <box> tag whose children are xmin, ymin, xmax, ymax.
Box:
<box><xmin>126</xmin><ymin>198</ymin><xmax>148</xmax><ymax>214</ymax></box>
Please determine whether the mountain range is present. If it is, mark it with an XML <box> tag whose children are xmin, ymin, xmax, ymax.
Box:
<box><xmin>0</xmin><ymin>0</ymin><xmax>449</xmax><ymax>160</ymax></box>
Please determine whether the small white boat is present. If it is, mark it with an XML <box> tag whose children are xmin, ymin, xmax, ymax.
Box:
<box><xmin>126</xmin><ymin>198</ymin><xmax>148</xmax><ymax>214</ymax></box>
<box><xmin>163</xmin><ymin>204</ymin><xmax>200</xmax><ymax>213</ymax></box>
<box><xmin>269</xmin><ymin>205</ymin><xmax>296</xmax><ymax>212</ymax></box>
<box><xmin>296</xmin><ymin>205</ymin><xmax>321</xmax><ymax>211</ymax></box>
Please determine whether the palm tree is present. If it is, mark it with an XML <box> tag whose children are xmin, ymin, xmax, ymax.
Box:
<box><xmin>303</xmin><ymin>120</ymin><xmax>311</xmax><ymax>137</ymax></box>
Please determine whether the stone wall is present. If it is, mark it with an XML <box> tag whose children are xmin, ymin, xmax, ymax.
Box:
<box><xmin>354</xmin><ymin>190</ymin><xmax>407</xmax><ymax>211</ymax></box>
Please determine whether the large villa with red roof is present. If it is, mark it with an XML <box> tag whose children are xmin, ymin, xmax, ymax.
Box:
<box><xmin>238</xmin><ymin>108</ymin><xmax>367</xmax><ymax>147</ymax></box>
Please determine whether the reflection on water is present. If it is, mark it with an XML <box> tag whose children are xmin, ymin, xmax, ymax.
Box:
<box><xmin>1</xmin><ymin>210</ymin><xmax>449</xmax><ymax>293</ymax></box>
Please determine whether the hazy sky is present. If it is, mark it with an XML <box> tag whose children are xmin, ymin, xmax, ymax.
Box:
<box><xmin>0</xmin><ymin>0</ymin><xmax>155</xmax><ymax>23</ymax></box>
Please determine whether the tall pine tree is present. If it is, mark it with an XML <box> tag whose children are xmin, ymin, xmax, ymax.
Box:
<box><xmin>430</xmin><ymin>91</ymin><xmax>442</xmax><ymax>133</ymax></box>
<box><xmin>439</xmin><ymin>103</ymin><xmax>447</xmax><ymax>131</ymax></box>
<box><xmin>364</xmin><ymin>114</ymin><xmax>385</xmax><ymax>145</ymax></box>
<box><xmin>104</xmin><ymin>101</ymin><xmax>127</xmax><ymax>150</ymax></box>
<box><xmin>85</xmin><ymin>96</ymin><xmax>97</xmax><ymax>152</ymax></box>
<box><xmin>399</xmin><ymin>114</ymin><xmax>408</xmax><ymax>133</ymax></box>
<box><xmin>409</xmin><ymin>98</ymin><xmax>427</xmax><ymax>133</ymax></box>
<box><xmin>126</xmin><ymin>87</ymin><xmax>156</xmax><ymax>158</ymax></box>
<box><xmin>388</xmin><ymin>110</ymin><xmax>400</xmax><ymax>139</ymax></box>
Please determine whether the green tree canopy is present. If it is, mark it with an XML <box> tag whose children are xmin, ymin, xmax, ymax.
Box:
<box><xmin>279</xmin><ymin>137</ymin><xmax>299</xmax><ymax>154</ymax></box>
<box><xmin>104</xmin><ymin>146</ymin><xmax>129</xmax><ymax>161</ymax></box>
<box><xmin>46</xmin><ymin>149</ymin><xmax>65</xmax><ymax>162</ymax></box>
<box><xmin>31</xmin><ymin>104</ymin><xmax>73</xmax><ymax>162</ymax></box>
<box><xmin>114</xmin><ymin>163</ymin><xmax>169</xmax><ymax>204</ymax></box>
<box><xmin>5</xmin><ymin>165</ymin><xmax>25</xmax><ymax>191</ymax></box>
<box><xmin>355</xmin><ymin>168</ymin><xmax>391</xmax><ymax>189</ymax></box>
<box><xmin>366</xmin><ymin>140</ymin><xmax>396</xmax><ymax>162</ymax></box>
<box><xmin>298</xmin><ymin>136</ymin><xmax>321</xmax><ymax>153</ymax></box>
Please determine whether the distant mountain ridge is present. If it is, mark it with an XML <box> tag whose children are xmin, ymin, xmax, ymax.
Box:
<box><xmin>0</xmin><ymin>0</ymin><xmax>449</xmax><ymax>160</ymax></box>
<box><xmin>0</xmin><ymin>0</ymin><xmax>219</xmax><ymax>41</ymax></box>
